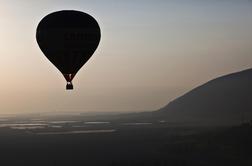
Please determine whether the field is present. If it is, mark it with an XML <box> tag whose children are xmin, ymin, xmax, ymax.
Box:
<box><xmin>0</xmin><ymin>115</ymin><xmax>251</xmax><ymax>166</ymax></box>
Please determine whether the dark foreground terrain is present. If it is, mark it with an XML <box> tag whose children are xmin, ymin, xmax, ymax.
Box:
<box><xmin>0</xmin><ymin>116</ymin><xmax>251</xmax><ymax>166</ymax></box>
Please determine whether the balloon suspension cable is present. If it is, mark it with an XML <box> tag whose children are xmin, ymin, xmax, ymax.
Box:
<box><xmin>63</xmin><ymin>73</ymin><xmax>75</xmax><ymax>90</ymax></box>
<box><xmin>66</xmin><ymin>82</ymin><xmax>73</xmax><ymax>90</ymax></box>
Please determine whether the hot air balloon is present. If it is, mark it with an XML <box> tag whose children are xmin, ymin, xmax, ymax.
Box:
<box><xmin>36</xmin><ymin>10</ymin><xmax>101</xmax><ymax>90</ymax></box>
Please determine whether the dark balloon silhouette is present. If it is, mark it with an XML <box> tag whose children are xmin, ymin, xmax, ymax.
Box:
<box><xmin>36</xmin><ymin>10</ymin><xmax>101</xmax><ymax>90</ymax></box>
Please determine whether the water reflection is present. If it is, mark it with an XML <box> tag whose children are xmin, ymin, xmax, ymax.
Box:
<box><xmin>11</xmin><ymin>126</ymin><xmax>45</xmax><ymax>130</ymax></box>
<box><xmin>72</xmin><ymin>125</ymin><xmax>87</xmax><ymax>128</ymax></box>
<box><xmin>0</xmin><ymin>118</ymin><xmax>8</xmax><ymax>122</ymax></box>
<box><xmin>0</xmin><ymin>123</ymin><xmax>47</xmax><ymax>127</ymax></box>
<box><xmin>49</xmin><ymin>121</ymin><xmax>80</xmax><ymax>124</ymax></box>
<box><xmin>37</xmin><ymin>129</ymin><xmax>116</xmax><ymax>135</ymax></box>
<box><xmin>50</xmin><ymin>125</ymin><xmax>62</xmax><ymax>128</ymax></box>
<box><xmin>122</xmin><ymin>123</ymin><xmax>152</xmax><ymax>125</ymax></box>
<box><xmin>84</xmin><ymin>122</ymin><xmax>110</xmax><ymax>125</ymax></box>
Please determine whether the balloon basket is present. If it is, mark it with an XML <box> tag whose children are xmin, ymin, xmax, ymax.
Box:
<box><xmin>66</xmin><ymin>82</ymin><xmax>73</xmax><ymax>90</ymax></box>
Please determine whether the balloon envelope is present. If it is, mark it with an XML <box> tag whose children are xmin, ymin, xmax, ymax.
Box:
<box><xmin>36</xmin><ymin>10</ymin><xmax>101</xmax><ymax>90</ymax></box>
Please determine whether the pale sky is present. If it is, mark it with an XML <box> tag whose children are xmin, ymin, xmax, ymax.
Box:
<box><xmin>0</xmin><ymin>0</ymin><xmax>251</xmax><ymax>114</ymax></box>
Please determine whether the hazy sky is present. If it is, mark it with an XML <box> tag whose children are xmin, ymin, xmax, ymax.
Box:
<box><xmin>0</xmin><ymin>0</ymin><xmax>251</xmax><ymax>114</ymax></box>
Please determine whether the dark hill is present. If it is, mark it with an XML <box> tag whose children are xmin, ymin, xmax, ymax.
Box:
<box><xmin>156</xmin><ymin>68</ymin><xmax>252</xmax><ymax>125</ymax></box>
